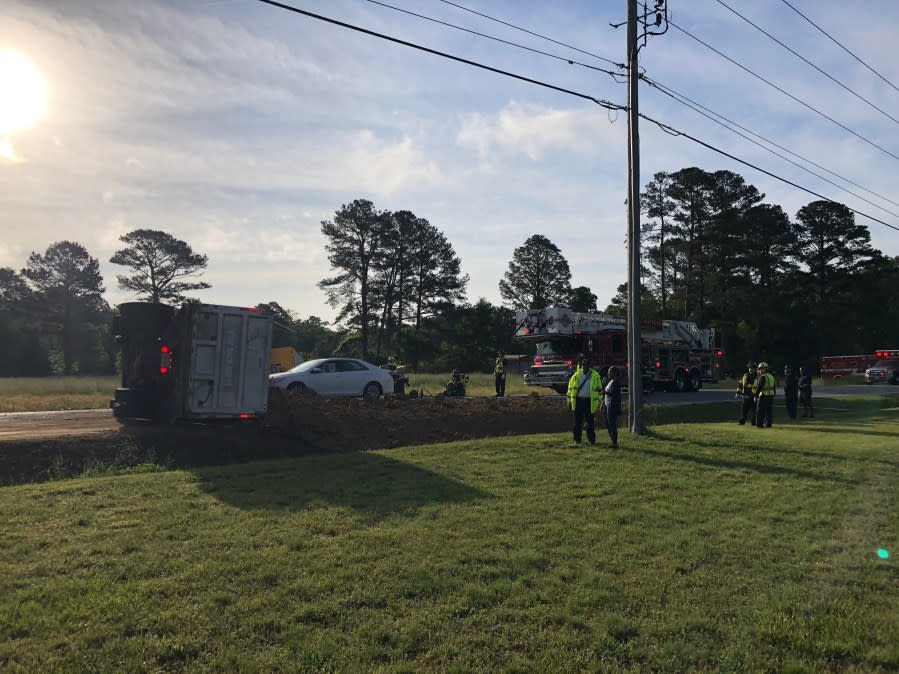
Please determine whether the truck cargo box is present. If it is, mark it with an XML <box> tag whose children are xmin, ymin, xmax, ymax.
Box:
<box><xmin>111</xmin><ymin>302</ymin><xmax>273</xmax><ymax>422</ymax></box>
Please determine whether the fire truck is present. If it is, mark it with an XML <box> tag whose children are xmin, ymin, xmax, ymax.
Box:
<box><xmin>513</xmin><ymin>306</ymin><xmax>723</xmax><ymax>394</ymax></box>
<box><xmin>818</xmin><ymin>354</ymin><xmax>875</xmax><ymax>379</ymax></box>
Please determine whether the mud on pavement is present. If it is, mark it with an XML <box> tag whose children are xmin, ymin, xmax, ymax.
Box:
<box><xmin>0</xmin><ymin>390</ymin><xmax>571</xmax><ymax>485</ymax></box>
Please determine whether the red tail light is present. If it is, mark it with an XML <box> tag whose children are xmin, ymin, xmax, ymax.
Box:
<box><xmin>715</xmin><ymin>349</ymin><xmax>723</xmax><ymax>357</ymax></box>
<box><xmin>239</xmin><ymin>413</ymin><xmax>251</xmax><ymax>420</ymax></box>
<box><xmin>534</xmin><ymin>357</ymin><xmax>543</xmax><ymax>365</ymax></box>
<box><xmin>655</xmin><ymin>360</ymin><xmax>661</xmax><ymax>369</ymax></box>
<box><xmin>565</xmin><ymin>358</ymin><xmax>574</xmax><ymax>367</ymax></box>
<box><xmin>160</xmin><ymin>344</ymin><xmax>172</xmax><ymax>374</ymax></box>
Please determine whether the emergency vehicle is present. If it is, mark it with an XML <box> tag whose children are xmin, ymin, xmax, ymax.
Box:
<box><xmin>865</xmin><ymin>349</ymin><xmax>899</xmax><ymax>385</ymax></box>
<box><xmin>818</xmin><ymin>354</ymin><xmax>875</xmax><ymax>379</ymax></box>
<box><xmin>513</xmin><ymin>306</ymin><xmax>723</xmax><ymax>394</ymax></box>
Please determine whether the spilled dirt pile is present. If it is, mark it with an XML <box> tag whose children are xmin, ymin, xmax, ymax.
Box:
<box><xmin>0</xmin><ymin>392</ymin><xmax>572</xmax><ymax>485</ymax></box>
<box><xmin>263</xmin><ymin>389</ymin><xmax>570</xmax><ymax>451</ymax></box>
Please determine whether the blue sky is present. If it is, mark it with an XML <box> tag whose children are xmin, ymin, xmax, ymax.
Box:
<box><xmin>2</xmin><ymin>0</ymin><xmax>898</xmax><ymax>321</ymax></box>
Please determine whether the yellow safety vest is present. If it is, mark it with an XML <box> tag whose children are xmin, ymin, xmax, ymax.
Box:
<box><xmin>567</xmin><ymin>368</ymin><xmax>604</xmax><ymax>414</ymax></box>
<box><xmin>495</xmin><ymin>358</ymin><xmax>505</xmax><ymax>374</ymax></box>
<box><xmin>757</xmin><ymin>372</ymin><xmax>776</xmax><ymax>397</ymax></box>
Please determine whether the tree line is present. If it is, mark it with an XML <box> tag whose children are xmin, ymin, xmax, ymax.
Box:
<box><xmin>2</xmin><ymin>166</ymin><xmax>897</xmax><ymax>377</ymax></box>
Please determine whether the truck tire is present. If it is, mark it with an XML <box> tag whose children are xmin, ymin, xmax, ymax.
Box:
<box><xmin>688</xmin><ymin>369</ymin><xmax>701</xmax><ymax>392</ymax></box>
<box><xmin>553</xmin><ymin>384</ymin><xmax>567</xmax><ymax>395</ymax></box>
<box><xmin>673</xmin><ymin>369</ymin><xmax>687</xmax><ymax>393</ymax></box>
<box><xmin>363</xmin><ymin>382</ymin><xmax>383</xmax><ymax>401</ymax></box>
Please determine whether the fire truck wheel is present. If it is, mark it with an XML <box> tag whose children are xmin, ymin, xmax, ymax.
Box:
<box><xmin>688</xmin><ymin>369</ymin><xmax>701</xmax><ymax>391</ymax></box>
<box><xmin>363</xmin><ymin>382</ymin><xmax>383</xmax><ymax>401</ymax></box>
<box><xmin>673</xmin><ymin>369</ymin><xmax>687</xmax><ymax>393</ymax></box>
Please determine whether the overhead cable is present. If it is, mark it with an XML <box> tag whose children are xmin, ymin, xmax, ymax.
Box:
<box><xmin>364</xmin><ymin>0</ymin><xmax>624</xmax><ymax>80</ymax></box>
<box><xmin>642</xmin><ymin>75</ymin><xmax>899</xmax><ymax>217</ymax></box>
<box><xmin>715</xmin><ymin>0</ymin><xmax>899</xmax><ymax>126</ymax></box>
<box><xmin>255</xmin><ymin>0</ymin><xmax>625</xmax><ymax>110</ymax></box>
<box><xmin>669</xmin><ymin>19</ymin><xmax>899</xmax><ymax>164</ymax></box>
<box><xmin>433</xmin><ymin>0</ymin><xmax>624</xmax><ymax>69</ymax></box>
<box><xmin>780</xmin><ymin>0</ymin><xmax>899</xmax><ymax>95</ymax></box>
<box><xmin>640</xmin><ymin>112</ymin><xmax>899</xmax><ymax>233</ymax></box>
<box><xmin>254</xmin><ymin>0</ymin><xmax>898</xmax><ymax>233</ymax></box>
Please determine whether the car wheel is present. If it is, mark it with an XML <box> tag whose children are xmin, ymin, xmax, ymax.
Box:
<box><xmin>673</xmin><ymin>369</ymin><xmax>687</xmax><ymax>393</ymax></box>
<box><xmin>287</xmin><ymin>382</ymin><xmax>307</xmax><ymax>394</ymax></box>
<box><xmin>363</xmin><ymin>382</ymin><xmax>383</xmax><ymax>400</ymax></box>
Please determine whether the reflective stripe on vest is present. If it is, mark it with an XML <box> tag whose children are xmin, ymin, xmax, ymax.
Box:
<box><xmin>759</xmin><ymin>372</ymin><xmax>776</xmax><ymax>396</ymax></box>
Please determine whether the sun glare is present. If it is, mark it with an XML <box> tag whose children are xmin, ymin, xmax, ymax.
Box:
<box><xmin>0</xmin><ymin>48</ymin><xmax>48</xmax><ymax>136</ymax></box>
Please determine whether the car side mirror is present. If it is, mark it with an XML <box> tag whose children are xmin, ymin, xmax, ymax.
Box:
<box><xmin>310</xmin><ymin>367</ymin><xmax>322</xmax><ymax>374</ymax></box>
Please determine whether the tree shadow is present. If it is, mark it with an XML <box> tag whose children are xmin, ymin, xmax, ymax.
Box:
<box><xmin>639</xmin><ymin>430</ymin><xmax>855</xmax><ymax>484</ymax></box>
<box><xmin>192</xmin><ymin>450</ymin><xmax>487</xmax><ymax>519</ymax></box>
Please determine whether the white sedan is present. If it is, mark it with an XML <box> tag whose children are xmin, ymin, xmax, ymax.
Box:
<box><xmin>269</xmin><ymin>357</ymin><xmax>394</xmax><ymax>400</ymax></box>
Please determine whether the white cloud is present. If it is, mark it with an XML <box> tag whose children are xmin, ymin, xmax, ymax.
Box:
<box><xmin>458</xmin><ymin>101</ymin><xmax>622</xmax><ymax>160</ymax></box>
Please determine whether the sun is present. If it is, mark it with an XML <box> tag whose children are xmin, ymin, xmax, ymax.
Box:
<box><xmin>0</xmin><ymin>48</ymin><xmax>48</xmax><ymax>136</ymax></box>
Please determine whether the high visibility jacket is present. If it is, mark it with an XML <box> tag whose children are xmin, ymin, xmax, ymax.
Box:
<box><xmin>567</xmin><ymin>368</ymin><xmax>604</xmax><ymax>414</ymax></box>
<box><xmin>494</xmin><ymin>358</ymin><xmax>505</xmax><ymax>374</ymax></box>
<box><xmin>738</xmin><ymin>372</ymin><xmax>756</xmax><ymax>397</ymax></box>
<box><xmin>754</xmin><ymin>372</ymin><xmax>776</xmax><ymax>397</ymax></box>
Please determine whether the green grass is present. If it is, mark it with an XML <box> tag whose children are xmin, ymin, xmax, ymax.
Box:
<box><xmin>1</xmin><ymin>396</ymin><xmax>897</xmax><ymax>672</ymax></box>
<box><xmin>0</xmin><ymin>377</ymin><xmax>119</xmax><ymax>413</ymax></box>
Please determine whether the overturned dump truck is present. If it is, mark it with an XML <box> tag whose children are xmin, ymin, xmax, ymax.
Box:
<box><xmin>111</xmin><ymin>302</ymin><xmax>273</xmax><ymax>422</ymax></box>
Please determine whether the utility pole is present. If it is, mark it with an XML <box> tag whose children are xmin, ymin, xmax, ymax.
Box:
<box><xmin>626</xmin><ymin>0</ymin><xmax>644</xmax><ymax>434</ymax></box>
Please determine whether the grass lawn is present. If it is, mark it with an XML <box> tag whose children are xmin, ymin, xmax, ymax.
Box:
<box><xmin>0</xmin><ymin>376</ymin><xmax>119</xmax><ymax>413</ymax></box>
<box><xmin>1</xmin><ymin>396</ymin><xmax>896</xmax><ymax>672</ymax></box>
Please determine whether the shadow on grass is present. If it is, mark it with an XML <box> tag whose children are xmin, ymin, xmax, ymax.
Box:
<box><xmin>192</xmin><ymin>451</ymin><xmax>487</xmax><ymax>517</ymax></box>
<box><xmin>638</xmin><ymin>430</ymin><xmax>855</xmax><ymax>484</ymax></box>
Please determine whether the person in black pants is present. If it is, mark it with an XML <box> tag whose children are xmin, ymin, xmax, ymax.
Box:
<box><xmin>494</xmin><ymin>351</ymin><xmax>506</xmax><ymax>397</ymax></box>
<box><xmin>753</xmin><ymin>362</ymin><xmax>776</xmax><ymax>427</ymax></box>
<box><xmin>737</xmin><ymin>362</ymin><xmax>758</xmax><ymax>425</ymax></box>
<box><xmin>783</xmin><ymin>364</ymin><xmax>798</xmax><ymax>420</ymax></box>
<box><xmin>603</xmin><ymin>366</ymin><xmax>623</xmax><ymax>448</ymax></box>
<box><xmin>798</xmin><ymin>367</ymin><xmax>814</xmax><ymax>417</ymax></box>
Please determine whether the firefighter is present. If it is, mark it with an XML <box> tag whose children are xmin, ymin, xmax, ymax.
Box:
<box><xmin>753</xmin><ymin>361</ymin><xmax>777</xmax><ymax>428</ymax></box>
<box><xmin>783</xmin><ymin>364</ymin><xmax>799</xmax><ymax>420</ymax></box>
<box><xmin>494</xmin><ymin>351</ymin><xmax>507</xmax><ymax>397</ymax></box>
<box><xmin>567</xmin><ymin>358</ymin><xmax>603</xmax><ymax>445</ymax></box>
<box><xmin>737</xmin><ymin>361</ymin><xmax>758</xmax><ymax>425</ymax></box>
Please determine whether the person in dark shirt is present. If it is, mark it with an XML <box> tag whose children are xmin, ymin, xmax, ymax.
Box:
<box><xmin>603</xmin><ymin>366</ymin><xmax>623</xmax><ymax>449</ymax></box>
<box><xmin>737</xmin><ymin>362</ymin><xmax>758</xmax><ymax>425</ymax></box>
<box><xmin>784</xmin><ymin>364</ymin><xmax>799</xmax><ymax>420</ymax></box>
<box><xmin>798</xmin><ymin>367</ymin><xmax>814</xmax><ymax>418</ymax></box>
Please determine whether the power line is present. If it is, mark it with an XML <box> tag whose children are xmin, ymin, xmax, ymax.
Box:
<box><xmin>254</xmin><ymin>0</ymin><xmax>898</xmax><ymax>234</ymax></box>
<box><xmin>640</xmin><ymin>112</ymin><xmax>899</xmax><ymax>233</ymax></box>
<box><xmin>433</xmin><ymin>0</ymin><xmax>624</xmax><ymax>69</ymax></box>
<box><xmin>255</xmin><ymin>0</ymin><xmax>625</xmax><ymax>110</ymax></box>
<box><xmin>364</xmin><ymin>0</ymin><xmax>624</xmax><ymax>80</ymax></box>
<box><xmin>641</xmin><ymin>74</ymin><xmax>899</xmax><ymax>217</ymax></box>
<box><xmin>669</xmin><ymin>19</ymin><xmax>899</xmax><ymax>164</ymax></box>
<box><xmin>714</xmin><ymin>0</ymin><xmax>899</xmax><ymax>127</ymax></box>
<box><xmin>780</xmin><ymin>0</ymin><xmax>899</xmax><ymax>95</ymax></box>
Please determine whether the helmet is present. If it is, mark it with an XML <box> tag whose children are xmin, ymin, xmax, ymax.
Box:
<box><xmin>758</xmin><ymin>361</ymin><xmax>769</xmax><ymax>369</ymax></box>
<box><xmin>747</xmin><ymin>361</ymin><xmax>757</xmax><ymax>368</ymax></box>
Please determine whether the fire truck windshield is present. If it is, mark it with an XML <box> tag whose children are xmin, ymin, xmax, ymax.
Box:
<box><xmin>535</xmin><ymin>338</ymin><xmax>578</xmax><ymax>356</ymax></box>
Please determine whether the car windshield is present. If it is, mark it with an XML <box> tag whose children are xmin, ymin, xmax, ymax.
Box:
<box><xmin>535</xmin><ymin>338</ymin><xmax>578</xmax><ymax>356</ymax></box>
<box><xmin>287</xmin><ymin>359</ymin><xmax>326</xmax><ymax>373</ymax></box>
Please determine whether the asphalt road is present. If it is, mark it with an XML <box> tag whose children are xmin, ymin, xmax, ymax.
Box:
<box><xmin>641</xmin><ymin>383</ymin><xmax>899</xmax><ymax>406</ymax></box>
